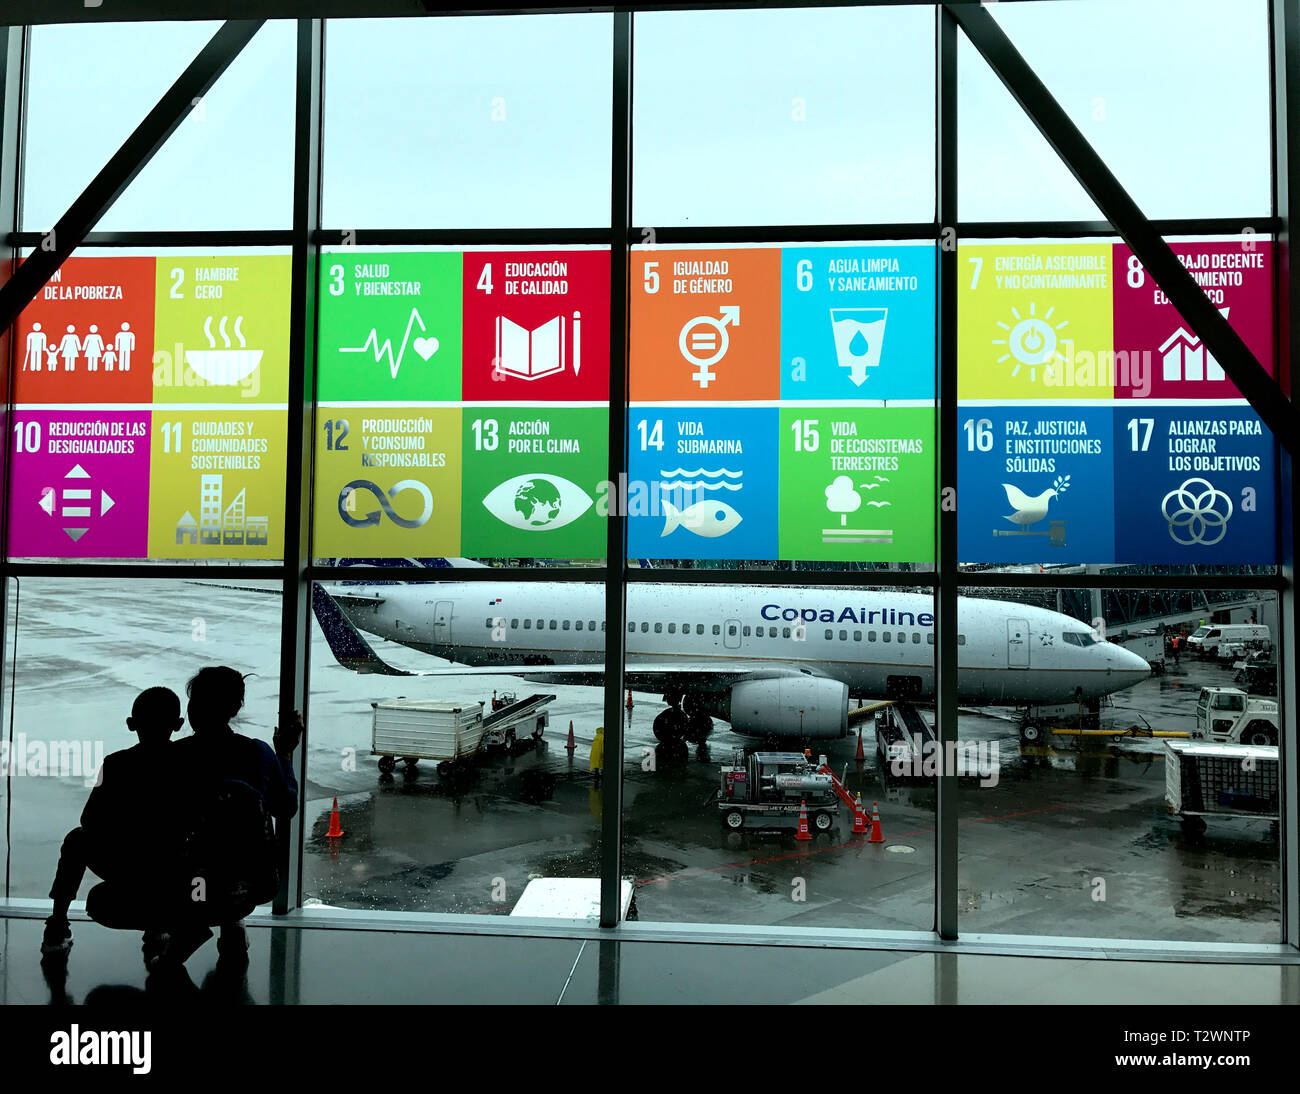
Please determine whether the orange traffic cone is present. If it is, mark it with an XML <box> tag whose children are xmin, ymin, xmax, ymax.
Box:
<box><xmin>852</xmin><ymin>792</ymin><xmax>868</xmax><ymax>835</ymax></box>
<box><xmin>566</xmin><ymin>721</ymin><xmax>576</xmax><ymax>752</ymax></box>
<box><xmin>855</xmin><ymin>728</ymin><xmax>865</xmax><ymax>761</ymax></box>
<box><xmin>326</xmin><ymin>797</ymin><xmax>345</xmax><ymax>839</ymax></box>
<box><xmin>868</xmin><ymin>801</ymin><xmax>884</xmax><ymax>844</ymax></box>
<box><xmin>626</xmin><ymin>689</ymin><xmax>634</xmax><ymax>710</ymax></box>
<box><xmin>795</xmin><ymin>800</ymin><xmax>812</xmax><ymax>841</ymax></box>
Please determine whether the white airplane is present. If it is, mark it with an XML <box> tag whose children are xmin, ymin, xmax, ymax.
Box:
<box><xmin>313</xmin><ymin>565</ymin><xmax>1151</xmax><ymax>744</ymax></box>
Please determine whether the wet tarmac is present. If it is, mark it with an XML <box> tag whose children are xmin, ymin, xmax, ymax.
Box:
<box><xmin>0</xmin><ymin>579</ymin><xmax>1281</xmax><ymax>943</ymax></box>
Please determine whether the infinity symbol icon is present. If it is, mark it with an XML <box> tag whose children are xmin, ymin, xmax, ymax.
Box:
<box><xmin>338</xmin><ymin>479</ymin><xmax>433</xmax><ymax>529</ymax></box>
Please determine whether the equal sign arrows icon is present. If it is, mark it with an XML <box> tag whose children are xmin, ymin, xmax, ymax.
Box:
<box><xmin>38</xmin><ymin>464</ymin><xmax>115</xmax><ymax>542</ymax></box>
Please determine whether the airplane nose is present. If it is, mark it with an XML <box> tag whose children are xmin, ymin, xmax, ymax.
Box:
<box><xmin>1118</xmin><ymin>645</ymin><xmax>1152</xmax><ymax>679</ymax></box>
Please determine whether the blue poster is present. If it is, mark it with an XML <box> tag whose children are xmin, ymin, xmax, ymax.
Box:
<box><xmin>957</xmin><ymin>406</ymin><xmax>1116</xmax><ymax>564</ymax></box>
<box><xmin>628</xmin><ymin>407</ymin><xmax>777</xmax><ymax>560</ymax></box>
<box><xmin>1112</xmin><ymin>407</ymin><xmax>1276</xmax><ymax>564</ymax></box>
<box><xmin>780</xmin><ymin>244</ymin><xmax>935</xmax><ymax>401</ymax></box>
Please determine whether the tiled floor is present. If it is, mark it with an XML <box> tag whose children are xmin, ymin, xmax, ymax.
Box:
<box><xmin>3</xmin><ymin>914</ymin><xmax>1299</xmax><ymax>1004</ymax></box>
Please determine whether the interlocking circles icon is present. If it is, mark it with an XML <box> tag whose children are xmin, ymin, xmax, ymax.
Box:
<box><xmin>339</xmin><ymin>479</ymin><xmax>433</xmax><ymax>529</ymax></box>
<box><xmin>1161</xmin><ymin>477</ymin><xmax>1233</xmax><ymax>546</ymax></box>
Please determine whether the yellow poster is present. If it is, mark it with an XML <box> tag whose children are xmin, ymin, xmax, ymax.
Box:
<box><xmin>958</xmin><ymin>243</ymin><xmax>1114</xmax><ymax>400</ymax></box>
<box><xmin>148</xmin><ymin>409</ymin><xmax>287</xmax><ymax>559</ymax></box>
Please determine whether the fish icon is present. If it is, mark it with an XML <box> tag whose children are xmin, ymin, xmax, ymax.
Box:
<box><xmin>661</xmin><ymin>499</ymin><xmax>743</xmax><ymax>538</ymax></box>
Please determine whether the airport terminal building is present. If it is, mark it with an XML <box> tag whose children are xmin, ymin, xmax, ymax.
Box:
<box><xmin>0</xmin><ymin>0</ymin><xmax>1298</xmax><ymax>1011</ymax></box>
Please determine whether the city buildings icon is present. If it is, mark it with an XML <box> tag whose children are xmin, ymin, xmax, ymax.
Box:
<box><xmin>176</xmin><ymin>473</ymin><xmax>268</xmax><ymax>546</ymax></box>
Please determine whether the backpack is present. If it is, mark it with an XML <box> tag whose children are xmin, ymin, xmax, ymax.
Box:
<box><xmin>183</xmin><ymin>775</ymin><xmax>280</xmax><ymax>918</ymax></box>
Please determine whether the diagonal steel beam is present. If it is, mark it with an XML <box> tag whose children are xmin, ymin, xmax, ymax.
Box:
<box><xmin>948</xmin><ymin>2</ymin><xmax>1300</xmax><ymax>454</ymax></box>
<box><xmin>0</xmin><ymin>19</ymin><xmax>264</xmax><ymax>339</ymax></box>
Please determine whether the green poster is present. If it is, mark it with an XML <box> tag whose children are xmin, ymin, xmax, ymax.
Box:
<box><xmin>460</xmin><ymin>407</ymin><xmax>608</xmax><ymax>560</ymax></box>
<box><xmin>778</xmin><ymin>406</ymin><xmax>934</xmax><ymax>562</ymax></box>
<box><xmin>317</xmin><ymin>251</ymin><xmax>463</xmax><ymax>402</ymax></box>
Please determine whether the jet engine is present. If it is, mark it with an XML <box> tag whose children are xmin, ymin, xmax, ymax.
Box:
<box><xmin>727</xmin><ymin>676</ymin><xmax>849</xmax><ymax>739</ymax></box>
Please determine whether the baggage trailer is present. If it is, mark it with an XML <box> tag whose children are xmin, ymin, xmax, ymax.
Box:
<box><xmin>716</xmin><ymin>750</ymin><xmax>843</xmax><ymax>833</ymax></box>
<box><xmin>873</xmin><ymin>702</ymin><xmax>937</xmax><ymax>780</ymax></box>
<box><xmin>371</xmin><ymin>693</ymin><xmax>554</xmax><ymax>777</ymax></box>
<box><xmin>1164</xmin><ymin>739</ymin><xmax>1279</xmax><ymax>836</ymax></box>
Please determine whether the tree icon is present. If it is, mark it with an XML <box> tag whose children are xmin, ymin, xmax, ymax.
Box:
<box><xmin>825</xmin><ymin>475</ymin><xmax>861</xmax><ymax>527</ymax></box>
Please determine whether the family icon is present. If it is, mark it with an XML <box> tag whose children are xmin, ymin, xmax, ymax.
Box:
<box><xmin>24</xmin><ymin>322</ymin><xmax>136</xmax><ymax>372</ymax></box>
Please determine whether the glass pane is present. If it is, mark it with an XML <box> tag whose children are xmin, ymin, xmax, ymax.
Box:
<box><xmin>322</xmin><ymin>14</ymin><xmax>613</xmax><ymax>229</ymax></box>
<box><xmin>628</xmin><ymin>241</ymin><xmax>935</xmax><ymax>570</ymax></box>
<box><xmin>956</xmin><ymin>236</ymin><xmax>1279</xmax><ymax>572</ymax></box>
<box><xmin>956</xmin><ymin>585</ymin><xmax>1280</xmax><ymax>942</ymax></box>
<box><xmin>0</xmin><ymin>578</ymin><xmax>282</xmax><ymax>899</ymax></box>
<box><xmin>964</xmin><ymin>0</ymin><xmax>1272</xmax><ymax>222</ymax></box>
<box><xmin>625</xmin><ymin>580</ymin><xmax>934</xmax><ymax>931</ymax></box>
<box><xmin>23</xmin><ymin>21</ymin><xmax>295</xmax><ymax>232</ymax></box>
<box><xmin>312</xmin><ymin>246</ymin><xmax>609</xmax><ymax>565</ymax></box>
<box><xmin>304</xmin><ymin>578</ymin><xmax>606</xmax><ymax>917</ymax></box>
<box><xmin>8</xmin><ymin>249</ymin><xmax>291</xmax><ymax>563</ymax></box>
<box><xmin>634</xmin><ymin>5</ymin><xmax>934</xmax><ymax>226</ymax></box>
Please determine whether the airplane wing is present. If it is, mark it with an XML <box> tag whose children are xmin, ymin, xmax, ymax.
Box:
<box><xmin>310</xmin><ymin>584</ymin><xmax>814</xmax><ymax>688</ymax></box>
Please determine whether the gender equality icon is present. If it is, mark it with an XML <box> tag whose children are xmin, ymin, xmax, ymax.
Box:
<box><xmin>680</xmin><ymin>306</ymin><xmax>740</xmax><ymax>389</ymax></box>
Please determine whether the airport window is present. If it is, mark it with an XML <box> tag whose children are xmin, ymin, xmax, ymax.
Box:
<box><xmin>0</xmin><ymin>3</ymin><xmax>1291</xmax><ymax>982</ymax></box>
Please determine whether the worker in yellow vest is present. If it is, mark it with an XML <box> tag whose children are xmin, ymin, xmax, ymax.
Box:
<box><xmin>589</xmin><ymin>725</ymin><xmax>605</xmax><ymax>786</ymax></box>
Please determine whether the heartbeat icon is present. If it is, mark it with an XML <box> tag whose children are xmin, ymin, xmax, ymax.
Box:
<box><xmin>339</xmin><ymin>308</ymin><xmax>439</xmax><ymax>379</ymax></box>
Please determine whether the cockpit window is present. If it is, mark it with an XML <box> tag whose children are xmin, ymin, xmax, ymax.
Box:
<box><xmin>1063</xmin><ymin>632</ymin><xmax>1098</xmax><ymax>647</ymax></box>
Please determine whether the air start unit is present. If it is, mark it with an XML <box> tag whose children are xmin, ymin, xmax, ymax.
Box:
<box><xmin>716</xmin><ymin>750</ymin><xmax>840</xmax><ymax>833</ymax></box>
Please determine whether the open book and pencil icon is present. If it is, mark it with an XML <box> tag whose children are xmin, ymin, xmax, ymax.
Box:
<box><xmin>493</xmin><ymin>312</ymin><xmax>582</xmax><ymax>380</ymax></box>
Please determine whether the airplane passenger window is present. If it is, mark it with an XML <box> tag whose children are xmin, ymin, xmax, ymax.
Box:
<box><xmin>485</xmin><ymin>617</ymin><xmax>492</xmax><ymax>628</ymax></box>
<box><xmin>696</xmin><ymin>624</ymin><xmax>705</xmax><ymax>635</ymax></box>
<box><xmin>868</xmin><ymin>631</ymin><xmax>876</xmax><ymax>641</ymax></box>
<box><xmin>712</xmin><ymin>624</ymin><xmax>721</xmax><ymax>636</ymax></box>
<box><xmin>742</xmin><ymin>625</ymin><xmax>751</xmax><ymax>636</ymax></box>
<box><xmin>628</xmin><ymin>622</ymin><xmax>635</xmax><ymax>632</ymax></box>
<box><xmin>511</xmin><ymin>618</ymin><xmax>518</xmax><ymax>628</ymax></box>
<box><xmin>728</xmin><ymin>624</ymin><xmax>737</xmax><ymax>636</ymax></box>
<box><xmin>854</xmin><ymin>630</ymin><xmax>862</xmax><ymax>642</ymax></box>
<box><xmin>575</xmin><ymin>620</ymin><xmax>583</xmax><ymax>630</ymax></box>
<box><xmin>912</xmin><ymin>633</ymin><xmax>920</xmax><ymax>643</ymax></box>
<box><xmin>536</xmin><ymin>619</ymin><xmax>544</xmax><ymax>629</ymax></box>
<box><xmin>897</xmin><ymin>632</ymin><xmax>905</xmax><ymax>643</ymax></box>
<box><xmin>641</xmin><ymin>622</ymin><xmax>649</xmax><ymax>633</ymax></box>
<box><xmin>562</xmin><ymin>620</ymin><xmax>570</xmax><ymax>630</ymax></box>
<box><xmin>883</xmin><ymin>632</ymin><xmax>892</xmax><ymax>642</ymax></box>
<box><xmin>655</xmin><ymin>622</ymin><xmax>663</xmax><ymax>633</ymax></box>
<box><xmin>590</xmin><ymin>621</ymin><xmax>597</xmax><ymax>631</ymax></box>
<box><xmin>549</xmin><ymin>620</ymin><xmax>557</xmax><ymax>630</ymax></box>
<box><xmin>668</xmin><ymin>623</ymin><xmax>676</xmax><ymax>633</ymax></box>
<box><xmin>927</xmin><ymin>633</ymin><xmax>934</xmax><ymax>645</ymax></box>
<box><xmin>782</xmin><ymin>626</ymin><xmax>791</xmax><ymax>638</ymax></box>
<box><xmin>825</xmin><ymin>629</ymin><xmax>834</xmax><ymax>640</ymax></box>
<box><xmin>524</xmin><ymin>619</ymin><xmax>532</xmax><ymax>629</ymax></box>
<box><xmin>839</xmin><ymin>629</ymin><xmax>847</xmax><ymax>640</ymax></box>
<box><xmin>958</xmin><ymin>634</ymin><xmax>966</xmax><ymax>645</ymax></box>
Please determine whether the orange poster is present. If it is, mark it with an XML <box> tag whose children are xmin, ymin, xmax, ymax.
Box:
<box><xmin>629</xmin><ymin>247</ymin><xmax>780</xmax><ymax>401</ymax></box>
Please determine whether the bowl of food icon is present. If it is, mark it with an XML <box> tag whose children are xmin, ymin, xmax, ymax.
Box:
<box><xmin>184</xmin><ymin>349</ymin><xmax>263</xmax><ymax>385</ymax></box>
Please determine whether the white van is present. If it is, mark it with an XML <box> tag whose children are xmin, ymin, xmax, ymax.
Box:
<box><xmin>1185</xmin><ymin>623</ymin><xmax>1270</xmax><ymax>657</ymax></box>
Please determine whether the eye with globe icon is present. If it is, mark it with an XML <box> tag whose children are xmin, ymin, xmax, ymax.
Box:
<box><xmin>513</xmin><ymin>478</ymin><xmax>563</xmax><ymax>526</ymax></box>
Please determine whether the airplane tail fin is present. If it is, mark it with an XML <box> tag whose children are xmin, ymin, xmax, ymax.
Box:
<box><xmin>310</xmin><ymin>585</ymin><xmax>412</xmax><ymax>676</ymax></box>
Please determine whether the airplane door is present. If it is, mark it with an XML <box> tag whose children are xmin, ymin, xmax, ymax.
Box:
<box><xmin>433</xmin><ymin>600</ymin><xmax>453</xmax><ymax>645</ymax></box>
<box><xmin>1007</xmin><ymin>618</ymin><xmax>1029</xmax><ymax>669</ymax></box>
<box><xmin>724</xmin><ymin>618</ymin><xmax>741</xmax><ymax>650</ymax></box>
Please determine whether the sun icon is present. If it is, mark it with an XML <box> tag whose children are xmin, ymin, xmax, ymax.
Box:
<box><xmin>992</xmin><ymin>303</ymin><xmax>1069</xmax><ymax>382</ymax></box>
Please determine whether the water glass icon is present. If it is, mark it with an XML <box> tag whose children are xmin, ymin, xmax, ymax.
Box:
<box><xmin>830</xmin><ymin>308</ymin><xmax>887</xmax><ymax>386</ymax></box>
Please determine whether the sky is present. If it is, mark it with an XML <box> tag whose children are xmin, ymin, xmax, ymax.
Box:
<box><xmin>18</xmin><ymin>1</ymin><xmax>1272</xmax><ymax>233</ymax></box>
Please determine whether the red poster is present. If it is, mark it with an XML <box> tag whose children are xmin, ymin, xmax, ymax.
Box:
<box><xmin>461</xmin><ymin>249</ymin><xmax>609</xmax><ymax>402</ymax></box>
<box><xmin>13</xmin><ymin>256</ymin><xmax>157</xmax><ymax>404</ymax></box>
<box><xmin>1112</xmin><ymin>242</ymin><xmax>1273</xmax><ymax>400</ymax></box>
